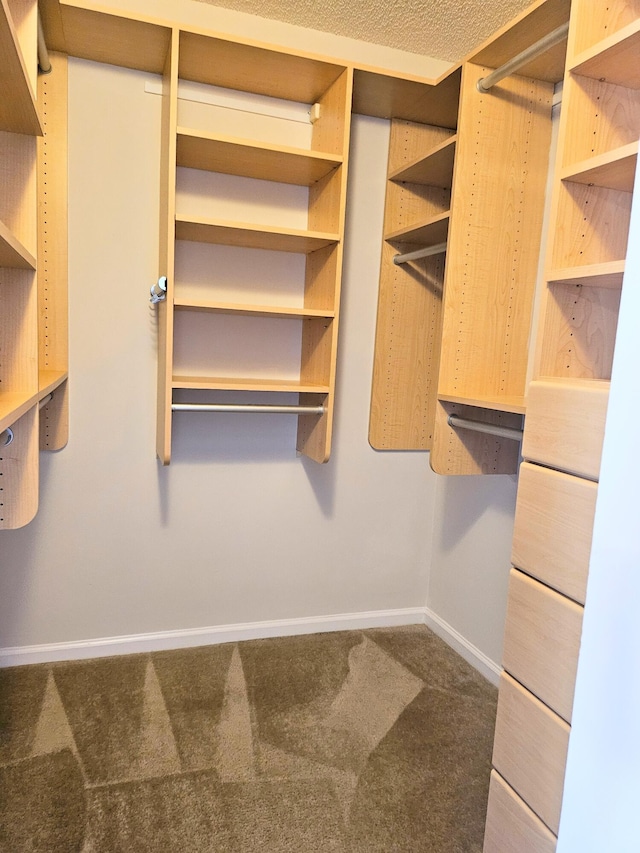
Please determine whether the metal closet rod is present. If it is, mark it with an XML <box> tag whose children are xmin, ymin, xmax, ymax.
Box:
<box><xmin>172</xmin><ymin>402</ymin><xmax>325</xmax><ymax>415</ymax></box>
<box><xmin>448</xmin><ymin>414</ymin><xmax>523</xmax><ymax>442</ymax></box>
<box><xmin>37</xmin><ymin>12</ymin><xmax>52</xmax><ymax>74</ymax></box>
<box><xmin>476</xmin><ymin>22</ymin><xmax>569</xmax><ymax>93</ymax></box>
<box><xmin>393</xmin><ymin>242</ymin><xmax>447</xmax><ymax>266</ymax></box>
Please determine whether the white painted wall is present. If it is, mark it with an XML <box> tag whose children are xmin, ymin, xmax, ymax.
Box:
<box><xmin>556</xmin><ymin>159</ymin><xmax>640</xmax><ymax>853</ymax></box>
<box><xmin>0</xmin><ymin>8</ymin><xmax>517</xmax><ymax>673</ymax></box>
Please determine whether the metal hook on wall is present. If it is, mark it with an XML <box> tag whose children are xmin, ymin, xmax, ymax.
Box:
<box><xmin>150</xmin><ymin>276</ymin><xmax>167</xmax><ymax>304</ymax></box>
<box><xmin>1</xmin><ymin>427</ymin><xmax>14</xmax><ymax>447</ymax></box>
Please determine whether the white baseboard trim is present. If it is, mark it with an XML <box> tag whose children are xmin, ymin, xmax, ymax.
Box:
<box><xmin>423</xmin><ymin>608</ymin><xmax>501</xmax><ymax>687</ymax></box>
<box><xmin>0</xmin><ymin>607</ymin><xmax>426</xmax><ymax>668</ymax></box>
<box><xmin>0</xmin><ymin>607</ymin><xmax>502</xmax><ymax>685</ymax></box>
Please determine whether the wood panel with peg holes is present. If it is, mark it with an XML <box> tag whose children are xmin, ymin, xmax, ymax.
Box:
<box><xmin>483</xmin><ymin>771</ymin><xmax>557</xmax><ymax>853</ymax></box>
<box><xmin>0</xmin><ymin>405</ymin><xmax>38</xmax><ymax>529</ymax></box>
<box><xmin>523</xmin><ymin>378</ymin><xmax>609</xmax><ymax>480</ymax></box>
<box><xmin>502</xmin><ymin>568</ymin><xmax>583</xmax><ymax>723</ymax></box>
<box><xmin>512</xmin><ymin>462</ymin><xmax>597</xmax><ymax>604</ymax></box>
<box><xmin>569</xmin><ymin>0</ymin><xmax>640</xmax><ymax>60</ymax></box>
<box><xmin>38</xmin><ymin>52</ymin><xmax>69</xmax><ymax>451</ymax></box>
<box><xmin>492</xmin><ymin>673</ymin><xmax>570</xmax><ymax>836</ymax></box>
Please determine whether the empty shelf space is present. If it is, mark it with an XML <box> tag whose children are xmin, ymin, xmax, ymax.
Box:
<box><xmin>0</xmin><ymin>4</ymin><xmax>42</xmax><ymax>135</ymax></box>
<box><xmin>438</xmin><ymin>393</ymin><xmax>527</xmax><ymax>415</ymax></box>
<box><xmin>547</xmin><ymin>260</ymin><xmax>626</xmax><ymax>289</ymax></box>
<box><xmin>172</xmin><ymin>375</ymin><xmax>330</xmax><ymax>393</ymax></box>
<box><xmin>569</xmin><ymin>20</ymin><xmax>640</xmax><ymax>88</ymax></box>
<box><xmin>176</xmin><ymin>128</ymin><xmax>341</xmax><ymax>186</ymax></box>
<box><xmin>385</xmin><ymin>211</ymin><xmax>450</xmax><ymax>246</ymax></box>
<box><xmin>173</xmin><ymin>297</ymin><xmax>334</xmax><ymax>319</ymax></box>
<box><xmin>175</xmin><ymin>216</ymin><xmax>339</xmax><ymax>253</ymax></box>
<box><xmin>0</xmin><ymin>218</ymin><xmax>36</xmax><ymax>269</ymax></box>
<box><xmin>560</xmin><ymin>141</ymin><xmax>638</xmax><ymax>192</ymax></box>
<box><xmin>388</xmin><ymin>134</ymin><xmax>457</xmax><ymax>187</ymax></box>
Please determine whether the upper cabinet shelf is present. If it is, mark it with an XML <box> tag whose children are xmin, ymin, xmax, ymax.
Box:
<box><xmin>569</xmin><ymin>20</ymin><xmax>640</xmax><ymax>87</ymax></box>
<box><xmin>385</xmin><ymin>211</ymin><xmax>450</xmax><ymax>246</ymax></box>
<box><xmin>560</xmin><ymin>141</ymin><xmax>638</xmax><ymax>192</ymax></box>
<box><xmin>175</xmin><ymin>216</ymin><xmax>340</xmax><ymax>253</ymax></box>
<box><xmin>0</xmin><ymin>0</ymin><xmax>42</xmax><ymax>135</ymax></box>
<box><xmin>388</xmin><ymin>134</ymin><xmax>457</xmax><ymax>187</ymax></box>
<box><xmin>173</xmin><ymin>297</ymin><xmax>335</xmax><ymax>319</ymax></box>
<box><xmin>176</xmin><ymin>129</ymin><xmax>341</xmax><ymax>185</ymax></box>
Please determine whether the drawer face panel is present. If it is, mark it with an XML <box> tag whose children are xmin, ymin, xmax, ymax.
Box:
<box><xmin>512</xmin><ymin>462</ymin><xmax>596</xmax><ymax>604</ymax></box>
<box><xmin>483</xmin><ymin>770</ymin><xmax>557</xmax><ymax>853</ymax></box>
<box><xmin>492</xmin><ymin>673</ymin><xmax>570</xmax><ymax>835</ymax></box>
<box><xmin>503</xmin><ymin>569</ymin><xmax>583</xmax><ymax>722</ymax></box>
<box><xmin>523</xmin><ymin>379</ymin><xmax>609</xmax><ymax>480</ymax></box>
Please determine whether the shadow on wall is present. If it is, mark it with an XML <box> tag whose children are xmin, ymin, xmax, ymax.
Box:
<box><xmin>435</xmin><ymin>471</ymin><xmax>519</xmax><ymax>553</ymax></box>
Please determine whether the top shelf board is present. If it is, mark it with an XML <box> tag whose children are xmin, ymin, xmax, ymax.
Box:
<box><xmin>389</xmin><ymin>134</ymin><xmax>457</xmax><ymax>187</ymax></box>
<box><xmin>0</xmin><ymin>0</ymin><xmax>42</xmax><ymax>135</ymax></box>
<box><xmin>569</xmin><ymin>20</ymin><xmax>640</xmax><ymax>89</ymax></box>
<box><xmin>176</xmin><ymin>129</ymin><xmax>341</xmax><ymax>186</ymax></box>
<box><xmin>469</xmin><ymin>0</ymin><xmax>571</xmax><ymax>84</ymax></box>
<box><xmin>352</xmin><ymin>66</ymin><xmax>461</xmax><ymax>127</ymax></box>
<box><xmin>178</xmin><ymin>31</ymin><xmax>346</xmax><ymax>104</ymax></box>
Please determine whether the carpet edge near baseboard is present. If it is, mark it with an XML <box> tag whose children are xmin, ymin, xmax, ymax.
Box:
<box><xmin>0</xmin><ymin>607</ymin><xmax>501</xmax><ymax>685</ymax></box>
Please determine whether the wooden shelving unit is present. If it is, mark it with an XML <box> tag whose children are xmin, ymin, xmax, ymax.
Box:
<box><xmin>0</xmin><ymin>0</ymin><xmax>68</xmax><ymax>528</ymax></box>
<box><xmin>154</xmin><ymin>28</ymin><xmax>352</xmax><ymax>464</ymax></box>
<box><xmin>484</xmin><ymin>0</ymin><xmax>640</xmax><ymax>848</ymax></box>
<box><xmin>370</xmin><ymin>0</ymin><xmax>567</xmax><ymax>466</ymax></box>
<box><xmin>369</xmin><ymin>114</ymin><xmax>456</xmax><ymax>451</ymax></box>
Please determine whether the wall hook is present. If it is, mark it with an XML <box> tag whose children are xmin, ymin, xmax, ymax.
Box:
<box><xmin>150</xmin><ymin>276</ymin><xmax>167</xmax><ymax>303</ymax></box>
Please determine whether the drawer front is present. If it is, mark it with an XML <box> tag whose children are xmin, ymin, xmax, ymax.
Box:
<box><xmin>484</xmin><ymin>770</ymin><xmax>557</xmax><ymax>853</ymax></box>
<box><xmin>503</xmin><ymin>569</ymin><xmax>583</xmax><ymax>722</ymax></box>
<box><xmin>523</xmin><ymin>379</ymin><xmax>609</xmax><ymax>480</ymax></box>
<box><xmin>492</xmin><ymin>673</ymin><xmax>570</xmax><ymax>835</ymax></box>
<box><xmin>512</xmin><ymin>462</ymin><xmax>596</xmax><ymax>604</ymax></box>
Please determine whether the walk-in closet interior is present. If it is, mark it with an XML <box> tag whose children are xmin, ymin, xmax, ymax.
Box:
<box><xmin>1</xmin><ymin>0</ymin><xmax>639</xmax><ymax>849</ymax></box>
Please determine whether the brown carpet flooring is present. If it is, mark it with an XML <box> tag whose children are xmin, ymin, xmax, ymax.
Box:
<box><xmin>0</xmin><ymin>625</ymin><xmax>497</xmax><ymax>852</ymax></box>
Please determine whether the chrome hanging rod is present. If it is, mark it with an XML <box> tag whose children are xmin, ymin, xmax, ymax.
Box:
<box><xmin>477</xmin><ymin>22</ymin><xmax>569</xmax><ymax>93</ymax></box>
<box><xmin>448</xmin><ymin>414</ymin><xmax>523</xmax><ymax>442</ymax></box>
<box><xmin>172</xmin><ymin>402</ymin><xmax>325</xmax><ymax>415</ymax></box>
<box><xmin>37</xmin><ymin>12</ymin><xmax>52</xmax><ymax>74</ymax></box>
<box><xmin>393</xmin><ymin>242</ymin><xmax>447</xmax><ymax>266</ymax></box>
<box><xmin>39</xmin><ymin>394</ymin><xmax>53</xmax><ymax>410</ymax></box>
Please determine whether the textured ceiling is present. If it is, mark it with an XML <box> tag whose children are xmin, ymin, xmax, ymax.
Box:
<box><xmin>193</xmin><ymin>0</ymin><xmax>535</xmax><ymax>62</ymax></box>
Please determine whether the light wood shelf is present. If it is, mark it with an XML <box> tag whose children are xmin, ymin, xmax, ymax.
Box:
<box><xmin>173</xmin><ymin>375</ymin><xmax>330</xmax><ymax>393</ymax></box>
<box><xmin>173</xmin><ymin>297</ymin><xmax>334</xmax><ymax>319</ymax></box>
<box><xmin>175</xmin><ymin>216</ymin><xmax>340</xmax><ymax>254</ymax></box>
<box><xmin>388</xmin><ymin>134</ymin><xmax>457</xmax><ymax>187</ymax></box>
<box><xmin>437</xmin><ymin>393</ymin><xmax>527</xmax><ymax>415</ymax></box>
<box><xmin>0</xmin><ymin>0</ymin><xmax>42</xmax><ymax>135</ymax></box>
<box><xmin>569</xmin><ymin>19</ymin><xmax>640</xmax><ymax>87</ymax></box>
<box><xmin>385</xmin><ymin>211</ymin><xmax>450</xmax><ymax>246</ymax></box>
<box><xmin>0</xmin><ymin>216</ymin><xmax>37</xmax><ymax>269</ymax></box>
<box><xmin>38</xmin><ymin>369</ymin><xmax>68</xmax><ymax>397</ymax></box>
<box><xmin>560</xmin><ymin>141</ymin><xmax>638</xmax><ymax>191</ymax></box>
<box><xmin>0</xmin><ymin>390</ymin><xmax>37</xmax><ymax>434</ymax></box>
<box><xmin>547</xmin><ymin>260</ymin><xmax>626</xmax><ymax>289</ymax></box>
<box><xmin>176</xmin><ymin>128</ymin><xmax>342</xmax><ymax>186</ymax></box>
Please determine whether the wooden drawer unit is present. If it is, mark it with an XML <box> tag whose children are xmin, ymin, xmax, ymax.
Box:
<box><xmin>523</xmin><ymin>378</ymin><xmax>609</xmax><ymax>480</ymax></box>
<box><xmin>512</xmin><ymin>461</ymin><xmax>596</xmax><ymax>604</ymax></box>
<box><xmin>484</xmin><ymin>770</ymin><xmax>557</xmax><ymax>853</ymax></box>
<box><xmin>503</xmin><ymin>569</ymin><xmax>583</xmax><ymax>722</ymax></box>
<box><xmin>492</xmin><ymin>673</ymin><xmax>570</xmax><ymax>835</ymax></box>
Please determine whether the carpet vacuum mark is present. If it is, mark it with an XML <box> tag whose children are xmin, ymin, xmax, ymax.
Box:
<box><xmin>0</xmin><ymin>625</ymin><xmax>497</xmax><ymax>851</ymax></box>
